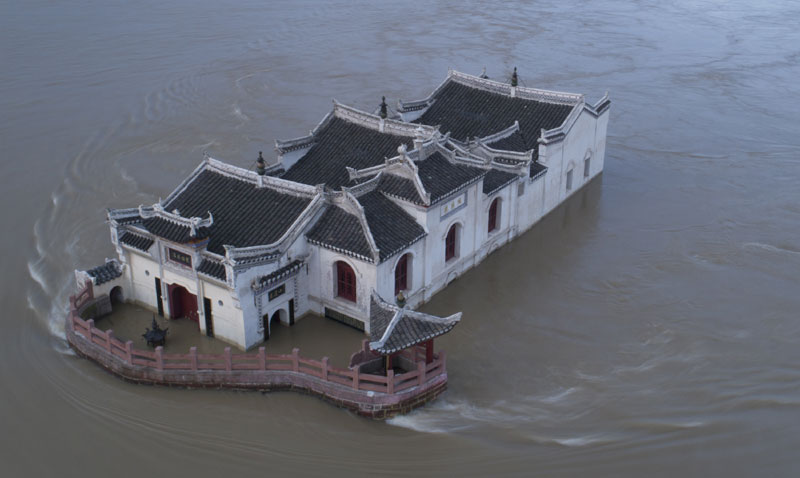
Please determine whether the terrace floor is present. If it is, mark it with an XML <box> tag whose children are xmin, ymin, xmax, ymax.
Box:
<box><xmin>93</xmin><ymin>302</ymin><xmax>366</xmax><ymax>368</ymax></box>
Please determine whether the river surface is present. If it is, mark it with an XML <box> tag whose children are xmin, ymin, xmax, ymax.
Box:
<box><xmin>2</xmin><ymin>0</ymin><xmax>800</xmax><ymax>476</ymax></box>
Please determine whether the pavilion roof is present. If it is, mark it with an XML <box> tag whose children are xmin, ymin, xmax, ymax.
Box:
<box><xmin>368</xmin><ymin>292</ymin><xmax>461</xmax><ymax>355</ymax></box>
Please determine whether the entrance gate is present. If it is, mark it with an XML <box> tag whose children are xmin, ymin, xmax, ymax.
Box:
<box><xmin>168</xmin><ymin>284</ymin><xmax>199</xmax><ymax>322</ymax></box>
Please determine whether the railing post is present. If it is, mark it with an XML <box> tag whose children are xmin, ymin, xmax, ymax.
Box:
<box><xmin>353</xmin><ymin>367</ymin><xmax>360</xmax><ymax>390</ymax></box>
<box><xmin>387</xmin><ymin>369</ymin><xmax>394</xmax><ymax>394</ymax></box>
<box><xmin>85</xmin><ymin>319</ymin><xmax>95</xmax><ymax>341</ymax></box>
<box><xmin>190</xmin><ymin>347</ymin><xmax>198</xmax><ymax>371</ymax></box>
<box><xmin>125</xmin><ymin>341</ymin><xmax>133</xmax><ymax>365</ymax></box>
<box><xmin>224</xmin><ymin>347</ymin><xmax>232</xmax><ymax>372</ymax></box>
<box><xmin>258</xmin><ymin>347</ymin><xmax>266</xmax><ymax>371</ymax></box>
<box><xmin>106</xmin><ymin>330</ymin><xmax>114</xmax><ymax>354</ymax></box>
<box><xmin>291</xmin><ymin>348</ymin><xmax>300</xmax><ymax>372</ymax></box>
<box><xmin>155</xmin><ymin>346</ymin><xmax>164</xmax><ymax>371</ymax></box>
<box><xmin>418</xmin><ymin>360</ymin><xmax>426</xmax><ymax>386</ymax></box>
<box><xmin>321</xmin><ymin>357</ymin><xmax>329</xmax><ymax>381</ymax></box>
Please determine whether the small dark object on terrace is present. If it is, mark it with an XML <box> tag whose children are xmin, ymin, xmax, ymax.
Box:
<box><xmin>142</xmin><ymin>315</ymin><xmax>168</xmax><ymax>347</ymax></box>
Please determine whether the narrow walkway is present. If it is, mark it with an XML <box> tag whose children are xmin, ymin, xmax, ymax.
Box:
<box><xmin>93</xmin><ymin>303</ymin><xmax>364</xmax><ymax>367</ymax></box>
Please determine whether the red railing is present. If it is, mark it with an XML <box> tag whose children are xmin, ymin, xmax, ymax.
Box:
<box><xmin>69</xmin><ymin>305</ymin><xmax>446</xmax><ymax>396</ymax></box>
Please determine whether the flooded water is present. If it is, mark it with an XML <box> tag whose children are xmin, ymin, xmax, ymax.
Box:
<box><xmin>3</xmin><ymin>0</ymin><xmax>800</xmax><ymax>476</ymax></box>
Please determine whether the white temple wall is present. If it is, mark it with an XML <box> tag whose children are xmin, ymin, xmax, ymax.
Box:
<box><xmin>308</xmin><ymin>247</ymin><xmax>375</xmax><ymax>332</ymax></box>
<box><xmin>202</xmin><ymin>280</ymin><xmax>247</xmax><ymax>349</ymax></box>
<box><xmin>592</xmin><ymin>109</ymin><xmax>610</xmax><ymax>178</ymax></box>
<box><xmin>559</xmin><ymin>110</ymin><xmax>600</xmax><ymax>201</ymax></box>
<box><xmin>477</xmin><ymin>183</ymin><xmax>516</xmax><ymax>261</ymax></box>
<box><xmin>539</xmin><ymin>140</ymin><xmax>566</xmax><ymax>217</ymax></box>
<box><xmin>517</xmin><ymin>175</ymin><xmax>547</xmax><ymax>232</ymax></box>
<box><xmin>421</xmin><ymin>182</ymin><xmax>481</xmax><ymax>301</ymax></box>
<box><xmin>127</xmin><ymin>251</ymin><xmax>160</xmax><ymax>311</ymax></box>
<box><xmin>375</xmin><ymin>239</ymin><xmax>426</xmax><ymax>309</ymax></box>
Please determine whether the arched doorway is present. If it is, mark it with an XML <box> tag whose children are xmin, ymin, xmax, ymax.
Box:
<box><xmin>168</xmin><ymin>284</ymin><xmax>199</xmax><ymax>322</ymax></box>
<box><xmin>109</xmin><ymin>286</ymin><xmax>124</xmax><ymax>305</ymax></box>
<box><xmin>263</xmin><ymin>309</ymin><xmax>287</xmax><ymax>341</ymax></box>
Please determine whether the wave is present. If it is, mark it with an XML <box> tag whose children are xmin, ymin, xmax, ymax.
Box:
<box><xmin>743</xmin><ymin>242</ymin><xmax>800</xmax><ymax>257</ymax></box>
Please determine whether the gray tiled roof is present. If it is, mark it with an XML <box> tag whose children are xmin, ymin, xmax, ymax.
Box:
<box><xmin>359</xmin><ymin>191</ymin><xmax>426</xmax><ymax>261</ymax></box>
<box><xmin>119</xmin><ymin>232</ymin><xmax>154</xmax><ymax>252</ymax></box>
<box><xmin>379</xmin><ymin>174</ymin><xmax>425</xmax><ymax>205</ymax></box>
<box><xmin>197</xmin><ymin>259</ymin><xmax>226</xmax><ymax>281</ymax></box>
<box><xmin>145</xmin><ymin>169</ymin><xmax>312</xmax><ymax>254</ymax></box>
<box><xmin>483</xmin><ymin>169</ymin><xmax>518</xmax><ymax>195</ymax></box>
<box><xmin>281</xmin><ymin>117</ymin><xmax>413</xmax><ymax>190</ymax></box>
<box><xmin>486</xmin><ymin>131</ymin><xmax>529</xmax><ymax>153</ymax></box>
<box><xmin>255</xmin><ymin>260</ymin><xmax>304</xmax><ymax>288</ymax></box>
<box><xmin>530</xmin><ymin>161</ymin><xmax>547</xmax><ymax>179</ymax></box>
<box><xmin>415</xmin><ymin>81</ymin><xmax>574</xmax><ymax>150</ymax></box>
<box><xmin>142</xmin><ymin>217</ymin><xmax>209</xmax><ymax>245</ymax></box>
<box><xmin>416</xmin><ymin>152</ymin><xmax>486</xmax><ymax>204</ymax></box>
<box><xmin>305</xmin><ymin>192</ymin><xmax>427</xmax><ymax>263</ymax></box>
<box><xmin>306</xmin><ymin>206</ymin><xmax>372</xmax><ymax>261</ymax></box>
<box><xmin>86</xmin><ymin>260</ymin><xmax>123</xmax><ymax>286</ymax></box>
<box><xmin>368</xmin><ymin>293</ymin><xmax>461</xmax><ymax>355</ymax></box>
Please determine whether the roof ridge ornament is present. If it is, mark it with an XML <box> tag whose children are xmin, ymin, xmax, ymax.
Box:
<box><xmin>256</xmin><ymin>151</ymin><xmax>266</xmax><ymax>176</ymax></box>
<box><xmin>511</xmin><ymin>67</ymin><xmax>518</xmax><ymax>87</ymax></box>
<box><xmin>480</xmin><ymin>66</ymin><xmax>488</xmax><ymax>79</ymax></box>
<box><xmin>379</xmin><ymin>96</ymin><xmax>388</xmax><ymax>119</ymax></box>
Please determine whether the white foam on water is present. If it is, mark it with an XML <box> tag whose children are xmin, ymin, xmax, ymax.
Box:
<box><xmin>232</xmin><ymin>105</ymin><xmax>249</xmax><ymax>122</ymax></box>
<box><xmin>743</xmin><ymin>242</ymin><xmax>800</xmax><ymax>257</ymax></box>
<box><xmin>537</xmin><ymin>387</ymin><xmax>581</xmax><ymax>404</ymax></box>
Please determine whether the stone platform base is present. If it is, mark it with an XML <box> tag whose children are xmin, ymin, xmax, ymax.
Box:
<box><xmin>66</xmin><ymin>322</ymin><xmax>447</xmax><ymax>419</ymax></box>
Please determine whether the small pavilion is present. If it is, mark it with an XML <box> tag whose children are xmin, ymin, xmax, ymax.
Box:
<box><xmin>364</xmin><ymin>292</ymin><xmax>461</xmax><ymax>373</ymax></box>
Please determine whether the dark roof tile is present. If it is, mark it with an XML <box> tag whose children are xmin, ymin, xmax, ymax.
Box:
<box><xmin>147</xmin><ymin>169</ymin><xmax>312</xmax><ymax>254</ymax></box>
<box><xmin>415</xmin><ymin>81</ymin><xmax>574</xmax><ymax>150</ymax></box>
<box><xmin>197</xmin><ymin>259</ymin><xmax>226</xmax><ymax>281</ymax></box>
<box><xmin>359</xmin><ymin>191</ymin><xmax>426</xmax><ymax>261</ymax></box>
<box><xmin>483</xmin><ymin>169</ymin><xmax>518</xmax><ymax>195</ymax></box>
<box><xmin>378</xmin><ymin>174</ymin><xmax>425</xmax><ymax>205</ymax></box>
<box><xmin>119</xmin><ymin>232</ymin><xmax>154</xmax><ymax>252</ymax></box>
<box><xmin>416</xmin><ymin>152</ymin><xmax>486</xmax><ymax>204</ymax></box>
<box><xmin>86</xmin><ymin>260</ymin><xmax>123</xmax><ymax>286</ymax></box>
<box><xmin>306</xmin><ymin>206</ymin><xmax>372</xmax><ymax>260</ymax></box>
<box><xmin>368</xmin><ymin>294</ymin><xmax>460</xmax><ymax>355</ymax></box>
<box><xmin>281</xmin><ymin>117</ymin><xmax>412</xmax><ymax>190</ymax></box>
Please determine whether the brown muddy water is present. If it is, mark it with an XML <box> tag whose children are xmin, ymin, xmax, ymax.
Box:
<box><xmin>3</xmin><ymin>0</ymin><xmax>800</xmax><ymax>476</ymax></box>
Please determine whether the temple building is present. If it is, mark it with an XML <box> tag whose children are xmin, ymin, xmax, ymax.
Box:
<box><xmin>77</xmin><ymin>69</ymin><xmax>610</xmax><ymax>351</ymax></box>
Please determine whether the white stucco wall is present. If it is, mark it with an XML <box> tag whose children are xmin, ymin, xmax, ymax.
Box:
<box><xmin>307</xmin><ymin>247</ymin><xmax>376</xmax><ymax>332</ymax></box>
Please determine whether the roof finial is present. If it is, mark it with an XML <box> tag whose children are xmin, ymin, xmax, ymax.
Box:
<box><xmin>256</xmin><ymin>151</ymin><xmax>266</xmax><ymax>176</ymax></box>
<box><xmin>511</xmin><ymin>67</ymin><xmax>518</xmax><ymax>87</ymax></box>
<box><xmin>379</xmin><ymin>96</ymin><xmax>388</xmax><ymax>119</ymax></box>
<box><xmin>480</xmin><ymin>66</ymin><xmax>488</xmax><ymax>79</ymax></box>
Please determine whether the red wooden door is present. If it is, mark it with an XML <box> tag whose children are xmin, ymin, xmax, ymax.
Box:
<box><xmin>168</xmin><ymin>284</ymin><xmax>199</xmax><ymax>322</ymax></box>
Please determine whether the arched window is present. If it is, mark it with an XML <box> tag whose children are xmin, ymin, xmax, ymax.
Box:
<box><xmin>395</xmin><ymin>254</ymin><xmax>409</xmax><ymax>295</ymax></box>
<box><xmin>445</xmin><ymin>224</ymin><xmax>458</xmax><ymax>261</ymax></box>
<box><xmin>336</xmin><ymin>261</ymin><xmax>356</xmax><ymax>302</ymax></box>
<box><xmin>488</xmin><ymin>198</ymin><xmax>500</xmax><ymax>233</ymax></box>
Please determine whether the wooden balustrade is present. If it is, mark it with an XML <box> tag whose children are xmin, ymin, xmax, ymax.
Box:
<box><xmin>68</xmin><ymin>311</ymin><xmax>446</xmax><ymax>395</ymax></box>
